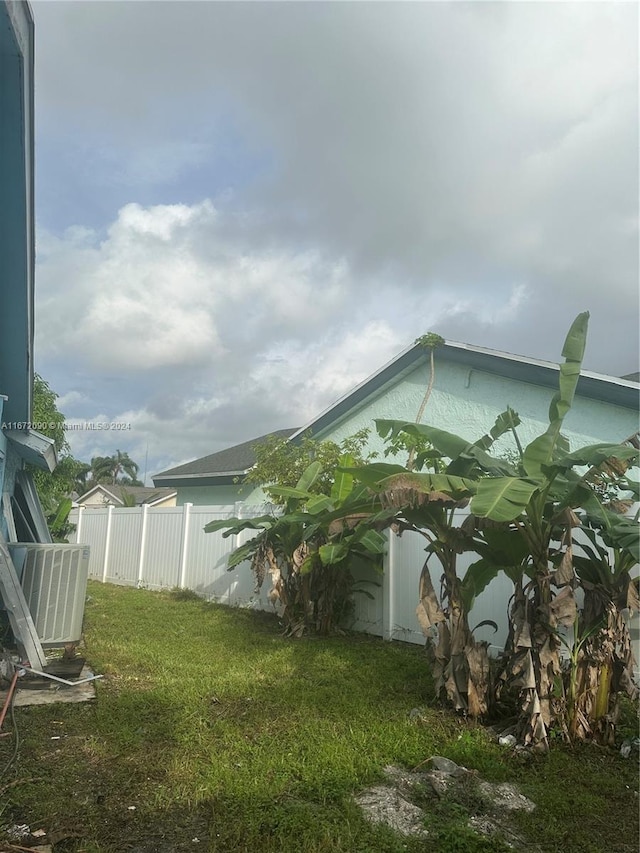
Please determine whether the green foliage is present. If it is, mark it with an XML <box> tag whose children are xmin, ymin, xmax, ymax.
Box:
<box><xmin>339</xmin><ymin>407</ymin><xmax>529</xmax><ymax>717</ymax></box>
<box><xmin>119</xmin><ymin>489</ymin><xmax>137</xmax><ymax>507</ymax></box>
<box><xmin>377</xmin><ymin>420</ymin><xmax>516</xmax><ymax>478</ymax></box>
<box><xmin>31</xmin><ymin>373</ymin><xmax>68</xmax><ymax>454</ymax></box>
<box><xmin>207</xmin><ymin>456</ymin><xmax>390</xmax><ymax>636</ymax></box>
<box><xmin>344</xmin><ymin>315</ymin><xmax>637</xmax><ymax>743</ymax></box>
<box><xmin>46</xmin><ymin>497</ymin><xmax>75</xmax><ymax>543</ymax></box>
<box><xmin>28</xmin><ymin>373</ymin><xmax>80</xmax><ymax>512</ymax></box>
<box><xmin>243</xmin><ymin>428</ymin><xmax>376</xmax><ymax>504</ymax></box>
<box><xmin>470</xmin><ymin>476</ymin><xmax>539</xmax><ymax>522</ymax></box>
<box><xmin>521</xmin><ymin>311</ymin><xmax>589</xmax><ymax>478</ymax></box>
<box><xmin>414</xmin><ymin>331</ymin><xmax>445</xmax><ymax>350</ymax></box>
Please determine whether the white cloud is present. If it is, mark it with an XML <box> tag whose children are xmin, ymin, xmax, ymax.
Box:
<box><xmin>32</xmin><ymin>2</ymin><xmax>638</xmax><ymax>476</ymax></box>
<box><xmin>36</xmin><ymin>200</ymin><xmax>352</xmax><ymax>372</ymax></box>
<box><xmin>56</xmin><ymin>390</ymin><xmax>87</xmax><ymax>410</ymax></box>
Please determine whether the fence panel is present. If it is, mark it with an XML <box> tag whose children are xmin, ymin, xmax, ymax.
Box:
<box><xmin>74</xmin><ymin>508</ymin><xmax>108</xmax><ymax>579</ymax></box>
<box><xmin>389</xmin><ymin>523</ymin><xmax>513</xmax><ymax>652</ymax></box>
<box><xmin>389</xmin><ymin>529</ymin><xmax>428</xmax><ymax>644</ymax></box>
<box><xmin>140</xmin><ymin>508</ymin><xmax>186</xmax><ymax>590</ymax></box>
<box><xmin>183</xmin><ymin>506</ymin><xmax>241</xmax><ymax>601</ymax></box>
<box><xmin>106</xmin><ymin>508</ymin><xmax>144</xmax><ymax>586</ymax></box>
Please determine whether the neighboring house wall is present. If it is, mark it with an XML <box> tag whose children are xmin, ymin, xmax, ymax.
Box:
<box><xmin>80</xmin><ymin>491</ymin><xmax>112</xmax><ymax>508</ymax></box>
<box><xmin>174</xmin><ymin>483</ymin><xmax>266</xmax><ymax>507</ymax></box>
<box><xmin>312</xmin><ymin>360</ymin><xmax>639</xmax><ymax>456</ymax></box>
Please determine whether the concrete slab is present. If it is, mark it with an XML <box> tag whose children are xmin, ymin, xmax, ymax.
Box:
<box><xmin>0</xmin><ymin>666</ymin><xmax>98</xmax><ymax>708</ymax></box>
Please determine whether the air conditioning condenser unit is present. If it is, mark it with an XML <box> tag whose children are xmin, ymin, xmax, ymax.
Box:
<box><xmin>8</xmin><ymin>544</ymin><xmax>90</xmax><ymax>647</ymax></box>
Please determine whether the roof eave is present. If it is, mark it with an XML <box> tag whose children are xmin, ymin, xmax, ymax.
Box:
<box><xmin>5</xmin><ymin>428</ymin><xmax>57</xmax><ymax>473</ymax></box>
<box><xmin>153</xmin><ymin>471</ymin><xmax>249</xmax><ymax>488</ymax></box>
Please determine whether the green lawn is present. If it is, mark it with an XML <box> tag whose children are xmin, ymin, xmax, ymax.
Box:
<box><xmin>0</xmin><ymin>582</ymin><xmax>638</xmax><ymax>852</ymax></box>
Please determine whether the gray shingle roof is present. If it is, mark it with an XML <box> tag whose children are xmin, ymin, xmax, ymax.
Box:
<box><xmin>153</xmin><ymin>428</ymin><xmax>298</xmax><ymax>481</ymax></box>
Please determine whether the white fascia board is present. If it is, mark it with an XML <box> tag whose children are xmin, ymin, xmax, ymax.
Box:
<box><xmin>5</xmin><ymin>429</ymin><xmax>57</xmax><ymax>472</ymax></box>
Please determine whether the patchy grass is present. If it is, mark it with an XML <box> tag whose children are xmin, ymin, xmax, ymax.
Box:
<box><xmin>0</xmin><ymin>581</ymin><xmax>637</xmax><ymax>852</ymax></box>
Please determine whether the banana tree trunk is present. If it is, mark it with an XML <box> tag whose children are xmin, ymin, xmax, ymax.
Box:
<box><xmin>496</xmin><ymin>577</ymin><xmax>552</xmax><ymax>749</ymax></box>
<box><xmin>570</xmin><ymin>596</ymin><xmax>638</xmax><ymax>744</ymax></box>
<box><xmin>419</xmin><ymin>549</ymin><xmax>492</xmax><ymax>717</ymax></box>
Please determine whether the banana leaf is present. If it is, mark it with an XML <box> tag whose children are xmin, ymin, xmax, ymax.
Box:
<box><xmin>339</xmin><ymin>462</ymin><xmax>407</xmax><ymax>487</ymax></box>
<box><xmin>331</xmin><ymin>453</ymin><xmax>356</xmax><ymax>502</ymax></box>
<box><xmin>471</xmin><ymin>477</ymin><xmax>540</xmax><ymax>522</ymax></box>
<box><xmin>460</xmin><ymin>558</ymin><xmax>503</xmax><ymax>612</ymax></box>
<box><xmin>204</xmin><ymin>514</ymin><xmax>276</xmax><ymax>535</ymax></box>
<box><xmin>551</xmin><ymin>443</ymin><xmax>640</xmax><ymax>470</ymax></box>
<box><xmin>523</xmin><ymin>312</ymin><xmax>589</xmax><ymax>477</ymax></box>
<box><xmin>296</xmin><ymin>461</ymin><xmax>322</xmax><ymax>492</ymax></box>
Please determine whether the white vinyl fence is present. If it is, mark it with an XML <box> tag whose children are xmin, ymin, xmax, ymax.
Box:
<box><xmin>69</xmin><ymin>503</ymin><xmax>516</xmax><ymax>652</ymax></box>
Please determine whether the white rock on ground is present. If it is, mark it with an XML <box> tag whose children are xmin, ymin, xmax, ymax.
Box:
<box><xmin>354</xmin><ymin>785</ymin><xmax>429</xmax><ymax>838</ymax></box>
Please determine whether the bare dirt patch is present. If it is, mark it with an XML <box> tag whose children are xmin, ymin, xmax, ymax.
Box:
<box><xmin>355</xmin><ymin>758</ymin><xmax>539</xmax><ymax>850</ymax></box>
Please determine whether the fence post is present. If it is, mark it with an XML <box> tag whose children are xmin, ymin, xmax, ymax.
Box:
<box><xmin>232</xmin><ymin>501</ymin><xmax>244</xmax><ymax>552</ymax></box>
<box><xmin>382</xmin><ymin>528</ymin><xmax>396</xmax><ymax>641</ymax></box>
<box><xmin>102</xmin><ymin>505</ymin><xmax>113</xmax><ymax>583</ymax></box>
<box><xmin>137</xmin><ymin>504</ymin><xmax>149</xmax><ymax>586</ymax></box>
<box><xmin>178</xmin><ymin>503</ymin><xmax>192</xmax><ymax>589</ymax></box>
<box><xmin>75</xmin><ymin>506</ymin><xmax>84</xmax><ymax>544</ymax></box>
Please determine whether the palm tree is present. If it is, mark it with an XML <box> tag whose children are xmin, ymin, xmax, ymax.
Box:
<box><xmin>90</xmin><ymin>451</ymin><xmax>142</xmax><ymax>485</ymax></box>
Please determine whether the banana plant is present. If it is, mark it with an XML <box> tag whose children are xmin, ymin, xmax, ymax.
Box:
<box><xmin>380</xmin><ymin>314</ymin><xmax>639</xmax><ymax>748</ymax></box>
<box><xmin>342</xmin><ymin>407</ymin><xmax>523</xmax><ymax>717</ymax></box>
<box><xmin>370</xmin><ymin>315</ymin><xmax>639</xmax><ymax>745</ymax></box>
<box><xmin>567</xmin><ymin>473</ymin><xmax>639</xmax><ymax>743</ymax></box>
<box><xmin>205</xmin><ymin>457</ymin><xmax>390</xmax><ymax>636</ymax></box>
<box><xmin>47</xmin><ymin>497</ymin><xmax>75</xmax><ymax>543</ymax></box>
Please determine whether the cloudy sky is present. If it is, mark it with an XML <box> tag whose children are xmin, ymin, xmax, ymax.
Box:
<box><xmin>32</xmin><ymin>1</ymin><xmax>638</xmax><ymax>481</ymax></box>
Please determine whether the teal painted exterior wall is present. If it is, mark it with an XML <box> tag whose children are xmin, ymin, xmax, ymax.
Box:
<box><xmin>313</xmin><ymin>360</ymin><xmax>639</xmax><ymax>459</ymax></box>
<box><xmin>175</xmin><ymin>482</ymin><xmax>267</xmax><ymax>507</ymax></box>
<box><xmin>0</xmin><ymin>396</ymin><xmax>6</xmax><ymax>507</ymax></box>
<box><xmin>0</xmin><ymin>2</ymin><xmax>35</xmax><ymax>425</ymax></box>
<box><xmin>0</xmin><ymin>2</ymin><xmax>35</xmax><ymax>540</ymax></box>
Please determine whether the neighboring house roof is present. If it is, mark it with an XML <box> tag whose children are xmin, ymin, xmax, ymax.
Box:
<box><xmin>153</xmin><ymin>428</ymin><xmax>299</xmax><ymax>487</ymax></box>
<box><xmin>289</xmin><ymin>339</ymin><xmax>640</xmax><ymax>442</ymax></box>
<box><xmin>77</xmin><ymin>484</ymin><xmax>177</xmax><ymax>507</ymax></box>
